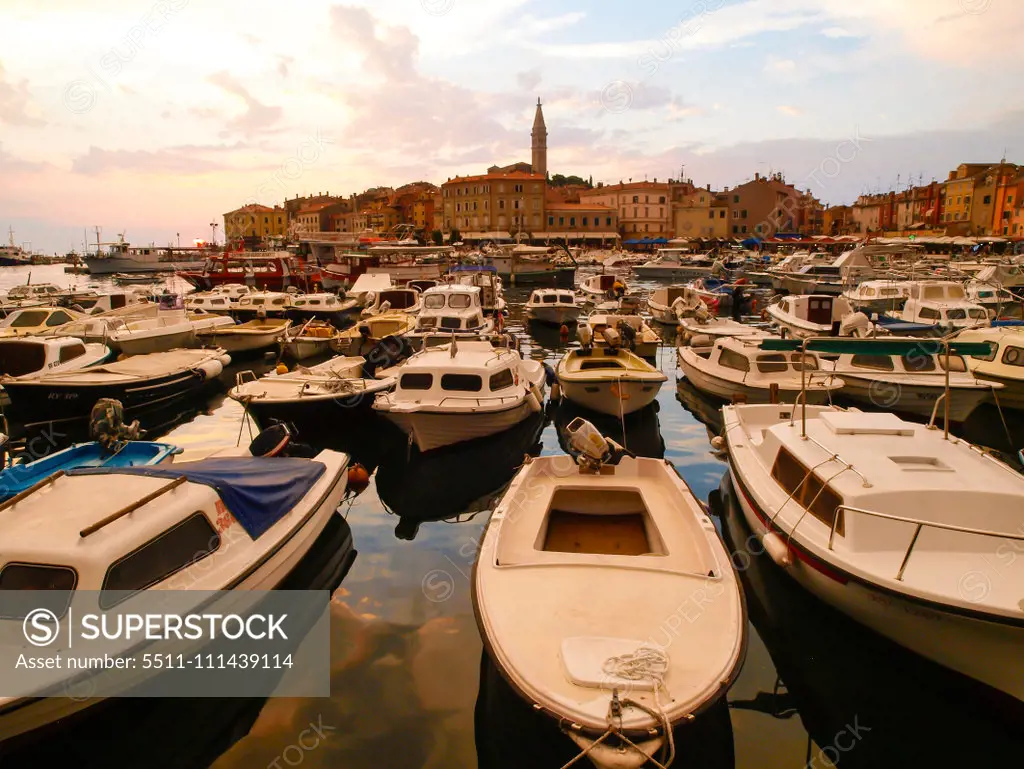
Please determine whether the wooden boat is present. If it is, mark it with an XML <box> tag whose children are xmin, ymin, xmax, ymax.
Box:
<box><xmin>112</xmin><ymin>272</ymin><xmax>161</xmax><ymax>285</ymax></box>
<box><xmin>331</xmin><ymin>312</ymin><xmax>415</xmax><ymax>357</ymax></box>
<box><xmin>722</xmin><ymin>396</ymin><xmax>1024</xmax><ymax>704</ymax></box>
<box><xmin>842</xmin><ymin>280</ymin><xmax>911</xmax><ymax>315</ymax></box>
<box><xmin>678</xmin><ymin>336</ymin><xmax>841</xmax><ymax>404</ymax></box>
<box><xmin>195</xmin><ymin>318</ymin><xmax>291</xmax><ymax>354</ymax></box>
<box><xmin>583</xmin><ymin>313</ymin><xmax>662</xmax><ymax>358</ymax></box>
<box><xmin>176</xmin><ymin>252</ymin><xmax>322</xmax><ymax>292</ymax></box>
<box><xmin>1</xmin><ymin>348</ymin><xmax>230</xmax><ymax>430</ymax></box>
<box><xmin>230</xmin><ymin>355</ymin><xmax>394</xmax><ymax>431</ymax></box>
<box><xmin>474</xmin><ymin>419</ymin><xmax>746</xmax><ymax>769</ymax></box>
<box><xmin>0</xmin><ymin>337</ymin><xmax>109</xmax><ymax>379</ymax></box>
<box><xmin>373</xmin><ymin>339</ymin><xmax>545</xmax><ymax>452</ymax></box>
<box><xmin>555</xmin><ymin>347</ymin><xmax>667</xmax><ymax>416</ymax></box>
<box><xmin>525</xmin><ymin>288</ymin><xmax>580</xmax><ymax>326</ymax></box>
<box><xmin>0</xmin><ymin>438</ymin><xmax>349</xmax><ymax>743</ymax></box>
<box><xmin>280</xmin><ymin>320</ymin><xmax>340</xmax><ymax>360</ymax></box>
<box><xmin>898</xmin><ymin>281</ymin><xmax>988</xmax><ymax>330</ymax></box>
<box><xmin>0</xmin><ymin>440</ymin><xmax>180</xmax><ymax>501</ymax></box>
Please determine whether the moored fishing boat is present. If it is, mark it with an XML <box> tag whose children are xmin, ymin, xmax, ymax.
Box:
<box><xmin>286</xmin><ymin>292</ymin><xmax>359</xmax><ymax>326</ymax></box>
<box><xmin>525</xmin><ymin>288</ymin><xmax>580</xmax><ymax>326</ymax></box>
<box><xmin>109</xmin><ymin>294</ymin><xmax>235</xmax><ymax>356</ymax></box>
<box><xmin>0</xmin><ymin>337</ymin><xmax>110</xmax><ymax>380</ymax></box>
<box><xmin>555</xmin><ymin>346</ymin><xmax>667</xmax><ymax>416</ymax></box>
<box><xmin>195</xmin><ymin>318</ymin><xmax>291</xmax><ymax>355</ymax></box>
<box><xmin>765</xmin><ymin>294</ymin><xmax>856</xmax><ymax>339</ymax></box>
<box><xmin>406</xmin><ymin>284</ymin><xmax>494</xmax><ymax>349</ymax></box>
<box><xmin>474</xmin><ymin>418</ymin><xmax>746</xmax><ymax>769</ymax></box>
<box><xmin>583</xmin><ymin>313</ymin><xmax>662</xmax><ymax>358</ymax></box>
<box><xmin>331</xmin><ymin>312</ymin><xmax>416</xmax><ymax>357</ymax></box>
<box><xmin>0</xmin><ymin>306</ymin><xmax>83</xmax><ymax>337</ymax></box>
<box><xmin>954</xmin><ymin>326</ymin><xmax>1024</xmax><ymax>409</ymax></box>
<box><xmin>280</xmin><ymin>320</ymin><xmax>340</xmax><ymax>360</ymax></box>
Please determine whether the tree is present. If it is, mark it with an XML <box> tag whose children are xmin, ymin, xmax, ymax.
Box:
<box><xmin>431</xmin><ymin>229</ymin><xmax>444</xmax><ymax>245</ymax></box>
<box><xmin>449</xmin><ymin>227</ymin><xmax>462</xmax><ymax>244</ymax></box>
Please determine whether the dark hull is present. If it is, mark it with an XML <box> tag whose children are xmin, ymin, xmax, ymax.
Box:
<box><xmin>286</xmin><ymin>308</ymin><xmax>356</xmax><ymax>328</ymax></box>
<box><xmin>0</xmin><ymin>513</ymin><xmax>357</xmax><ymax>768</ymax></box>
<box><xmin>2</xmin><ymin>369</ymin><xmax>210</xmax><ymax>429</ymax></box>
<box><xmin>499</xmin><ymin>267</ymin><xmax>576</xmax><ymax>287</ymax></box>
<box><xmin>245</xmin><ymin>396</ymin><xmax>381</xmax><ymax>442</ymax></box>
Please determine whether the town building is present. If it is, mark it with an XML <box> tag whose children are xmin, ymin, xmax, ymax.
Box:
<box><xmin>672</xmin><ymin>186</ymin><xmax>730</xmax><ymax>239</ymax></box>
<box><xmin>293</xmin><ymin>200</ymin><xmax>348</xmax><ymax>234</ymax></box>
<box><xmin>721</xmin><ymin>173</ymin><xmax>821</xmax><ymax>237</ymax></box>
<box><xmin>223</xmin><ymin>203</ymin><xmax>288</xmax><ymax>242</ymax></box>
<box><xmin>822</xmin><ymin>204</ymin><xmax>854</xmax><ymax>236</ymax></box>
<box><xmin>579</xmin><ymin>180</ymin><xmax>672</xmax><ymax>238</ymax></box>
<box><xmin>544</xmin><ymin>201</ymin><xmax>619</xmax><ymax>241</ymax></box>
<box><xmin>531</xmin><ymin>99</ymin><xmax>547</xmax><ymax>177</ymax></box>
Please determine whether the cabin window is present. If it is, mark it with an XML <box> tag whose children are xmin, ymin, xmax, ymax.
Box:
<box><xmin>489</xmin><ymin>369</ymin><xmax>515</xmax><ymax>390</ymax></box>
<box><xmin>211</xmin><ymin>298</ymin><xmax>226</xmax><ymax>305</ymax></box>
<box><xmin>971</xmin><ymin>342</ymin><xmax>998</xmax><ymax>361</ymax></box>
<box><xmin>937</xmin><ymin>354</ymin><xmax>967</xmax><ymax>372</ymax></box>
<box><xmin>441</xmin><ymin>373</ymin><xmax>482</xmax><ymax>392</ymax></box>
<box><xmin>110</xmin><ymin>294</ymin><xmax>127</xmax><ymax>309</ymax></box>
<box><xmin>100</xmin><ymin>513</ymin><xmax>220</xmax><ymax>607</ymax></box>
<box><xmin>559</xmin><ymin>294</ymin><xmax>575</xmax><ymax>303</ymax></box>
<box><xmin>756</xmin><ymin>354</ymin><xmax>789</xmax><ymax>373</ymax></box>
<box><xmin>1003</xmin><ymin>346</ymin><xmax>1024</xmax><ymax>367</ymax></box>
<box><xmin>0</xmin><ymin>563</ymin><xmax>78</xmax><ymax>618</ymax></box>
<box><xmin>58</xmin><ymin>343</ymin><xmax>86</xmax><ymax>363</ymax></box>
<box><xmin>400</xmin><ymin>373</ymin><xmax>433</xmax><ymax>390</ymax></box>
<box><xmin>718</xmin><ymin>348</ymin><xmax>751</xmax><ymax>372</ymax></box>
<box><xmin>968</xmin><ymin>308</ymin><xmax>987</xmax><ymax>321</ymax></box>
<box><xmin>918</xmin><ymin>307</ymin><xmax>940</xmax><ymax>320</ymax></box>
<box><xmin>0</xmin><ymin>342</ymin><xmax>46</xmax><ymax>375</ymax></box>
<box><xmin>424</xmin><ymin>294</ymin><xmax>445</xmax><ymax>309</ymax></box>
<box><xmin>440</xmin><ymin>317</ymin><xmax>462</xmax><ymax>330</ymax></box>
<box><xmin>542</xmin><ymin>294</ymin><xmax>558</xmax><ymax>304</ymax></box>
<box><xmin>272</xmin><ymin>298</ymin><xmax>286</xmax><ymax>306</ymax></box>
<box><xmin>449</xmin><ymin>294</ymin><xmax>471</xmax><ymax>309</ymax></box>
<box><xmin>863</xmin><ymin>288</ymin><xmax>876</xmax><ymax>297</ymax></box>
<box><xmin>8</xmin><ymin>310</ymin><xmax>48</xmax><ymax>327</ymax></box>
<box><xmin>770</xmin><ymin>447</ymin><xmax>844</xmax><ymax>534</ymax></box>
<box><xmin>902</xmin><ymin>352</ymin><xmax>936</xmax><ymax>372</ymax></box>
<box><xmin>851</xmin><ymin>354</ymin><xmax>895</xmax><ymax>371</ymax></box>
<box><xmin>946</xmin><ymin>308</ymin><xmax>966</xmax><ymax>320</ymax></box>
<box><xmin>789</xmin><ymin>353</ymin><xmax>818</xmax><ymax>371</ymax></box>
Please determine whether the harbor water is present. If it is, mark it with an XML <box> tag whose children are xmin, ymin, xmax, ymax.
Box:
<box><xmin>1</xmin><ymin>265</ymin><xmax>1022</xmax><ymax>769</ymax></box>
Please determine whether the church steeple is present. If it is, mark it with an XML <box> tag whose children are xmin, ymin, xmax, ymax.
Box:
<box><xmin>531</xmin><ymin>97</ymin><xmax>547</xmax><ymax>177</ymax></box>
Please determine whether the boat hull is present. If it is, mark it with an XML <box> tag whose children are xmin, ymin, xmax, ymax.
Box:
<box><xmin>85</xmin><ymin>256</ymin><xmax>203</xmax><ymax>275</ymax></box>
<box><xmin>835</xmin><ymin>376</ymin><xmax>993</xmax><ymax>422</ymax></box>
<box><xmin>728</xmin><ymin>461</ymin><xmax>1024</xmax><ymax>703</ymax></box>
<box><xmin>115</xmin><ymin>328</ymin><xmax>197</xmax><ymax>357</ymax></box>
<box><xmin>379</xmin><ymin>398</ymin><xmax>539</xmax><ymax>452</ymax></box>
<box><xmin>633</xmin><ymin>266</ymin><xmax>713</xmax><ymax>281</ymax></box>
<box><xmin>195</xmin><ymin>329</ymin><xmax>286</xmax><ymax>354</ymax></box>
<box><xmin>281</xmin><ymin>338</ymin><xmax>331</xmax><ymax>360</ymax></box>
<box><xmin>558</xmin><ymin>377</ymin><xmax>661</xmax><ymax>416</ymax></box>
<box><xmin>677</xmin><ymin>353</ymin><xmax>834</xmax><ymax>406</ymax></box>
<box><xmin>498</xmin><ymin>267</ymin><xmax>576</xmax><ymax>287</ymax></box>
<box><xmin>646</xmin><ymin>303</ymin><xmax>679</xmax><ymax>325</ymax></box>
<box><xmin>526</xmin><ymin>306</ymin><xmax>580</xmax><ymax>325</ymax></box>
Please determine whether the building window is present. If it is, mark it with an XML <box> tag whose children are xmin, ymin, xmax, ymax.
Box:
<box><xmin>632</xmin><ymin>195</ymin><xmax>639</xmax><ymax>203</ymax></box>
<box><xmin>633</xmin><ymin>207</ymin><xmax>638</xmax><ymax>217</ymax></box>
<box><xmin>570</xmin><ymin>217</ymin><xmax>576</xmax><ymax>226</ymax></box>
<box><xmin>982</xmin><ymin>195</ymin><xmax>990</xmax><ymax>205</ymax></box>
<box><xmin>606</xmin><ymin>217</ymin><xmax>612</xmax><ymax>226</ymax></box>
<box><xmin>957</xmin><ymin>196</ymin><xmax>962</xmax><ymax>204</ymax></box>
<box><xmin>559</xmin><ymin>217</ymin><xmax>564</xmax><ymax>225</ymax></box>
<box><xmin>741</xmin><ymin>210</ymin><xmax>747</xmax><ymax>218</ymax></box>
<box><xmin>583</xmin><ymin>217</ymin><xmax>589</xmax><ymax>226</ymax></box>
<box><xmin>708</xmin><ymin>210</ymin><xmax>714</xmax><ymax>219</ymax></box>
<box><xmin>548</xmin><ymin>216</ymin><xmax>554</xmax><ymax>226</ymax></box>
<box><xmin>514</xmin><ymin>184</ymin><xmax>524</xmax><ymax>193</ymax></box>
<box><xmin>733</xmin><ymin>210</ymin><xmax>739</xmax><ymax>219</ymax></box>
<box><xmin>659</xmin><ymin>196</ymin><xmax>666</xmax><ymax>204</ymax></box>
<box><xmin>645</xmin><ymin>207</ymin><xmax>649</xmax><ymax>217</ymax></box>
<box><xmin>733</xmin><ymin>195</ymin><xmax>739</xmax><ymax>203</ymax></box>
<box><xmin>732</xmin><ymin>225</ymin><xmax>739</xmax><ymax>234</ymax></box>
<box><xmin>741</xmin><ymin>225</ymin><xmax>748</xmax><ymax>233</ymax></box>
<box><xmin>719</xmin><ymin>210</ymin><xmax>725</xmax><ymax>219</ymax></box>
<box><xmin>499</xmin><ymin>200</ymin><xmax>505</xmax><ymax>209</ymax></box>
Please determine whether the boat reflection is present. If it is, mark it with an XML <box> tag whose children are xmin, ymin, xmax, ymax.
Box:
<box><xmin>675</xmin><ymin>377</ymin><xmax>725</xmax><ymax>436</ymax></box>
<box><xmin>2</xmin><ymin>512</ymin><xmax>358</xmax><ymax>769</ymax></box>
<box><xmin>553</xmin><ymin>398</ymin><xmax>665</xmax><ymax>458</ymax></box>
<box><xmin>713</xmin><ymin>473</ymin><xmax>1024</xmax><ymax>766</ymax></box>
<box><xmin>375</xmin><ymin>411</ymin><xmax>546</xmax><ymax>535</ymax></box>
<box><xmin>475</xmin><ymin>650</ymin><xmax>736</xmax><ymax>769</ymax></box>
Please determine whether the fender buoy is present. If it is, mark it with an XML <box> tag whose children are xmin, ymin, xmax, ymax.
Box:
<box><xmin>275</xmin><ymin>363</ymin><xmax>289</xmax><ymax>375</ymax></box>
<box><xmin>763</xmin><ymin>531</ymin><xmax>792</xmax><ymax>568</ymax></box>
<box><xmin>347</xmin><ymin>463</ymin><xmax>370</xmax><ymax>494</ymax></box>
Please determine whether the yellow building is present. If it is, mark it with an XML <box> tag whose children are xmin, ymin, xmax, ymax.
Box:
<box><xmin>940</xmin><ymin>163</ymin><xmax>993</xmax><ymax>231</ymax></box>
<box><xmin>223</xmin><ymin>204</ymin><xmax>288</xmax><ymax>241</ymax></box>
<box><xmin>441</xmin><ymin>170</ymin><xmax>546</xmax><ymax>236</ymax></box>
<box><xmin>672</xmin><ymin>188</ymin><xmax>729</xmax><ymax>239</ymax></box>
<box><xmin>543</xmin><ymin>202</ymin><xmax>619</xmax><ymax>242</ymax></box>
<box><xmin>579</xmin><ymin>181</ymin><xmax>672</xmax><ymax>238</ymax></box>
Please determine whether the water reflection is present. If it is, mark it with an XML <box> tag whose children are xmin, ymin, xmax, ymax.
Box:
<box><xmin>714</xmin><ymin>474</ymin><xmax>1024</xmax><ymax>767</ymax></box>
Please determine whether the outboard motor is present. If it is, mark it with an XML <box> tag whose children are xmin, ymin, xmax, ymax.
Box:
<box><xmin>577</xmin><ymin>323</ymin><xmax>593</xmax><ymax>349</ymax></box>
<box><xmin>363</xmin><ymin>334</ymin><xmax>414</xmax><ymax>378</ymax></box>
<box><xmin>617</xmin><ymin>321</ymin><xmax>637</xmax><ymax>351</ymax></box>
<box><xmin>248</xmin><ymin>423</ymin><xmax>292</xmax><ymax>457</ymax></box>
<box><xmin>89</xmin><ymin>398</ymin><xmax>141</xmax><ymax>451</ymax></box>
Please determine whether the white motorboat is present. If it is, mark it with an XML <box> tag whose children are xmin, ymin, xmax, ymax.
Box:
<box><xmin>817</xmin><ymin>337</ymin><xmax>999</xmax><ymax>422</ymax></box>
<box><xmin>722</xmin><ymin>400</ymin><xmax>1024</xmax><ymax>703</ymax></box>
<box><xmin>231</xmin><ymin>355</ymin><xmax>394</xmax><ymax>432</ymax></box>
<box><xmin>765</xmin><ymin>294</ymin><xmax>856</xmax><ymax>339</ymax></box>
<box><xmin>196</xmin><ymin>318</ymin><xmax>291</xmax><ymax>354</ymax></box>
<box><xmin>678</xmin><ymin>336</ymin><xmax>841</xmax><ymax>405</ymax></box>
<box><xmin>450</xmin><ymin>264</ymin><xmax>506</xmax><ymax>314</ymax></box>
<box><xmin>578</xmin><ymin>273</ymin><xmax>628</xmax><ymax>304</ymax></box>
<box><xmin>964</xmin><ymin>281</ymin><xmax>1019</xmax><ymax>317</ymax></box>
<box><xmin>525</xmin><ymin>289</ymin><xmax>581</xmax><ymax>326</ymax></box>
<box><xmin>646</xmin><ymin>285</ymin><xmax>701</xmax><ymax>325</ymax></box>
<box><xmin>109</xmin><ymin>294</ymin><xmax>234</xmax><ymax>356</ymax></box>
<box><xmin>633</xmin><ymin>249</ymin><xmax>733</xmax><ymax>281</ymax></box>
<box><xmin>407</xmin><ymin>284</ymin><xmax>494</xmax><ymax>348</ymax></box>
<box><xmin>0</xmin><ymin>440</ymin><xmax>350</xmax><ymax>743</ymax></box>
<box><xmin>677</xmin><ymin>313</ymin><xmax>769</xmax><ymax>347</ymax></box>
<box><xmin>583</xmin><ymin>313</ymin><xmax>662</xmax><ymax>358</ymax></box>
<box><xmin>287</xmin><ymin>292</ymin><xmax>359</xmax><ymax>326</ymax></box>
<box><xmin>360</xmin><ymin>286</ymin><xmax>421</xmax><ymax>318</ymax></box>
<box><xmin>373</xmin><ymin>339</ymin><xmax>545</xmax><ymax>452</ymax></box>
<box><xmin>0</xmin><ymin>306</ymin><xmax>83</xmax><ymax>338</ymax></box>
<box><xmin>280</xmin><ymin>320</ymin><xmax>340</xmax><ymax>360</ymax></box>
<box><xmin>331</xmin><ymin>312</ymin><xmax>416</xmax><ymax>357</ymax></box>
<box><xmin>233</xmin><ymin>290</ymin><xmax>295</xmax><ymax>320</ymax></box>
<box><xmin>185</xmin><ymin>284</ymin><xmax>251</xmax><ymax>314</ymax></box>
<box><xmin>898</xmin><ymin>281</ymin><xmax>988</xmax><ymax>330</ymax></box>
<box><xmin>0</xmin><ymin>337</ymin><xmax>110</xmax><ymax>379</ymax></box>
<box><xmin>555</xmin><ymin>346</ymin><xmax>667</xmax><ymax>416</ymax></box>
<box><xmin>842</xmin><ymin>280</ymin><xmax>911</xmax><ymax>315</ymax></box>
<box><xmin>0</xmin><ymin>283</ymin><xmax>63</xmax><ymax>312</ymax></box>
<box><xmin>475</xmin><ymin>419</ymin><xmax>746</xmax><ymax>769</ymax></box>
<box><xmin>955</xmin><ymin>326</ymin><xmax>1024</xmax><ymax>409</ymax></box>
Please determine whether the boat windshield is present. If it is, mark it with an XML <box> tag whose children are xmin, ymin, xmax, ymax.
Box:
<box><xmin>424</xmin><ymin>294</ymin><xmax>446</xmax><ymax>309</ymax></box>
<box><xmin>449</xmin><ymin>294</ymin><xmax>471</xmax><ymax>309</ymax></box>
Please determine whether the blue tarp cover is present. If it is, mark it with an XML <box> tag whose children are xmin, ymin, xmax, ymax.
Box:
<box><xmin>69</xmin><ymin>457</ymin><xmax>326</xmax><ymax>539</ymax></box>
<box><xmin>450</xmin><ymin>264</ymin><xmax>497</xmax><ymax>273</ymax></box>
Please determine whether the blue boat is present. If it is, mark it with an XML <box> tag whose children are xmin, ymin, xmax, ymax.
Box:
<box><xmin>0</xmin><ymin>441</ymin><xmax>181</xmax><ymax>501</ymax></box>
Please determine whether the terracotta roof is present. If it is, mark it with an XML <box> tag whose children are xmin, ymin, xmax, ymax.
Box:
<box><xmin>298</xmin><ymin>201</ymin><xmax>344</xmax><ymax>214</ymax></box>
<box><xmin>444</xmin><ymin>171</ymin><xmax>545</xmax><ymax>184</ymax></box>
<box><xmin>581</xmin><ymin>181</ymin><xmax>670</xmax><ymax>193</ymax></box>
<box><xmin>225</xmin><ymin>204</ymin><xmax>275</xmax><ymax>215</ymax></box>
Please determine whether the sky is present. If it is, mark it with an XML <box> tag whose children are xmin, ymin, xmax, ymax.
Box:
<box><xmin>1</xmin><ymin>0</ymin><xmax>1022</xmax><ymax>253</ymax></box>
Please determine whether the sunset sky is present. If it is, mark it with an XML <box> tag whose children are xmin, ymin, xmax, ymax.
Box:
<box><xmin>2</xmin><ymin>0</ymin><xmax>1021</xmax><ymax>253</ymax></box>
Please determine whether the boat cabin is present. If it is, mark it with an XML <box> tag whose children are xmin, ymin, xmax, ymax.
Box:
<box><xmin>696</xmin><ymin>336</ymin><xmax>822</xmax><ymax>377</ymax></box>
<box><xmin>775</xmin><ymin>295</ymin><xmax>851</xmax><ymax>326</ymax></box>
<box><xmin>415</xmin><ymin>285</ymin><xmax>487</xmax><ymax>332</ymax></box>
<box><xmin>391</xmin><ymin>342</ymin><xmax>523</xmax><ymax>404</ymax></box>
<box><xmin>528</xmin><ymin>289</ymin><xmax>577</xmax><ymax>307</ymax></box>
<box><xmin>0</xmin><ymin>337</ymin><xmax>100</xmax><ymax>378</ymax></box>
<box><xmin>900</xmin><ymin>282</ymin><xmax>988</xmax><ymax>328</ymax></box>
<box><xmin>236</xmin><ymin>291</ymin><xmax>293</xmax><ymax>314</ymax></box>
<box><xmin>6</xmin><ymin>284</ymin><xmax>62</xmax><ymax>302</ymax></box>
<box><xmin>0</xmin><ymin>307</ymin><xmax>81</xmax><ymax>337</ymax></box>
<box><xmin>363</xmin><ymin>287</ymin><xmax>420</xmax><ymax>316</ymax></box>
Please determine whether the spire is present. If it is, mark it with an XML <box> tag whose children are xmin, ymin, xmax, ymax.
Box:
<box><xmin>531</xmin><ymin>97</ymin><xmax>547</xmax><ymax>176</ymax></box>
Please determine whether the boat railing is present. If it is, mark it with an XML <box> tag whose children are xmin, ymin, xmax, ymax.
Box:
<box><xmin>235</xmin><ymin>370</ymin><xmax>259</xmax><ymax>387</ymax></box>
<box><xmin>829</xmin><ymin>504</ymin><xmax>1024</xmax><ymax>581</ymax></box>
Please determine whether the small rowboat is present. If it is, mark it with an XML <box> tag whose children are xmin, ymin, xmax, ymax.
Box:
<box><xmin>474</xmin><ymin>419</ymin><xmax>746</xmax><ymax>768</ymax></box>
<box><xmin>281</xmin><ymin>320</ymin><xmax>340</xmax><ymax>361</ymax></box>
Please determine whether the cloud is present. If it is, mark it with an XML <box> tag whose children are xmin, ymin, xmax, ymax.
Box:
<box><xmin>0</xmin><ymin>62</ymin><xmax>44</xmax><ymax>127</ymax></box>
<box><xmin>277</xmin><ymin>55</ymin><xmax>295</xmax><ymax>78</ymax></box>
<box><xmin>206</xmin><ymin>72</ymin><xmax>283</xmax><ymax>136</ymax></box>
<box><xmin>777</xmin><ymin>105</ymin><xmax>802</xmax><ymax>116</ymax></box>
<box><xmin>821</xmin><ymin>26</ymin><xmax>856</xmax><ymax>37</ymax></box>
<box><xmin>72</xmin><ymin>143</ymin><xmax>247</xmax><ymax>175</ymax></box>
<box><xmin>516</xmin><ymin>68</ymin><xmax>542</xmax><ymax>91</ymax></box>
<box><xmin>0</xmin><ymin>143</ymin><xmax>47</xmax><ymax>173</ymax></box>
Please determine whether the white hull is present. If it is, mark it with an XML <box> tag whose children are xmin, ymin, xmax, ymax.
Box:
<box><xmin>282</xmin><ymin>338</ymin><xmax>331</xmax><ymax>360</ymax></box>
<box><xmin>678</xmin><ymin>352</ymin><xmax>833</xmax><ymax>405</ymax></box>
<box><xmin>646</xmin><ymin>302</ymin><xmax>678</xmax><ymax>325</ymax></box>
<box><xmin>381</xmin><ymin>398</ymin><xmax>539</xmax><ymax>452</ymax></box>
<box><xmin>196</xmin><ymin>329</ymin><xmax>285</xmax><ymax>353</ymax></box>
<box><xmin>116</xmin><ymin>327</ymin><xmax>197</xmax><ymax>356</ymax></box>
<box><xmin>526</xmin><ymin>306</ymin><xmax>580</xmax><ymax>325</ymax></box>
<box><xmin>729</xmin><ymin>468</ymin><xmax>1024</xmax><ymax>702</ymax></box>
<box><xmin>837</xmin><ymin>376</ymin><xmax>992</xmax><ymax>422</ymax></box>
<box><xmin>558</xmin><ymin>378</ymin><xmax>661</xmax><ymax>416</ymax></box>
<box><xmin>633</xmin><ymin>266</ymin><xmax>711</xmax><ymax>280</ymax></box>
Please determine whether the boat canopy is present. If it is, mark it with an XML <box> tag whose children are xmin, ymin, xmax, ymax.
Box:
<box><xmin>69</xmin><ymin>457</ymin><xmax>325</xmax><ymax>539</ymax></box>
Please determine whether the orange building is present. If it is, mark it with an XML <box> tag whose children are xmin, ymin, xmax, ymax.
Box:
<box><xmin>543</xmin><ymin>202</ymin><xmax>618</xmax><ymax>241</ymax></box>
<box><xmin>441</xmin><ymin>170</ymin><xmax>546</xmax><ymax>236</ymax></box>
<box><xmin>578</xmin><ymin>180</ymin><xmax>672</xmax><ymax>238</ymax></box>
